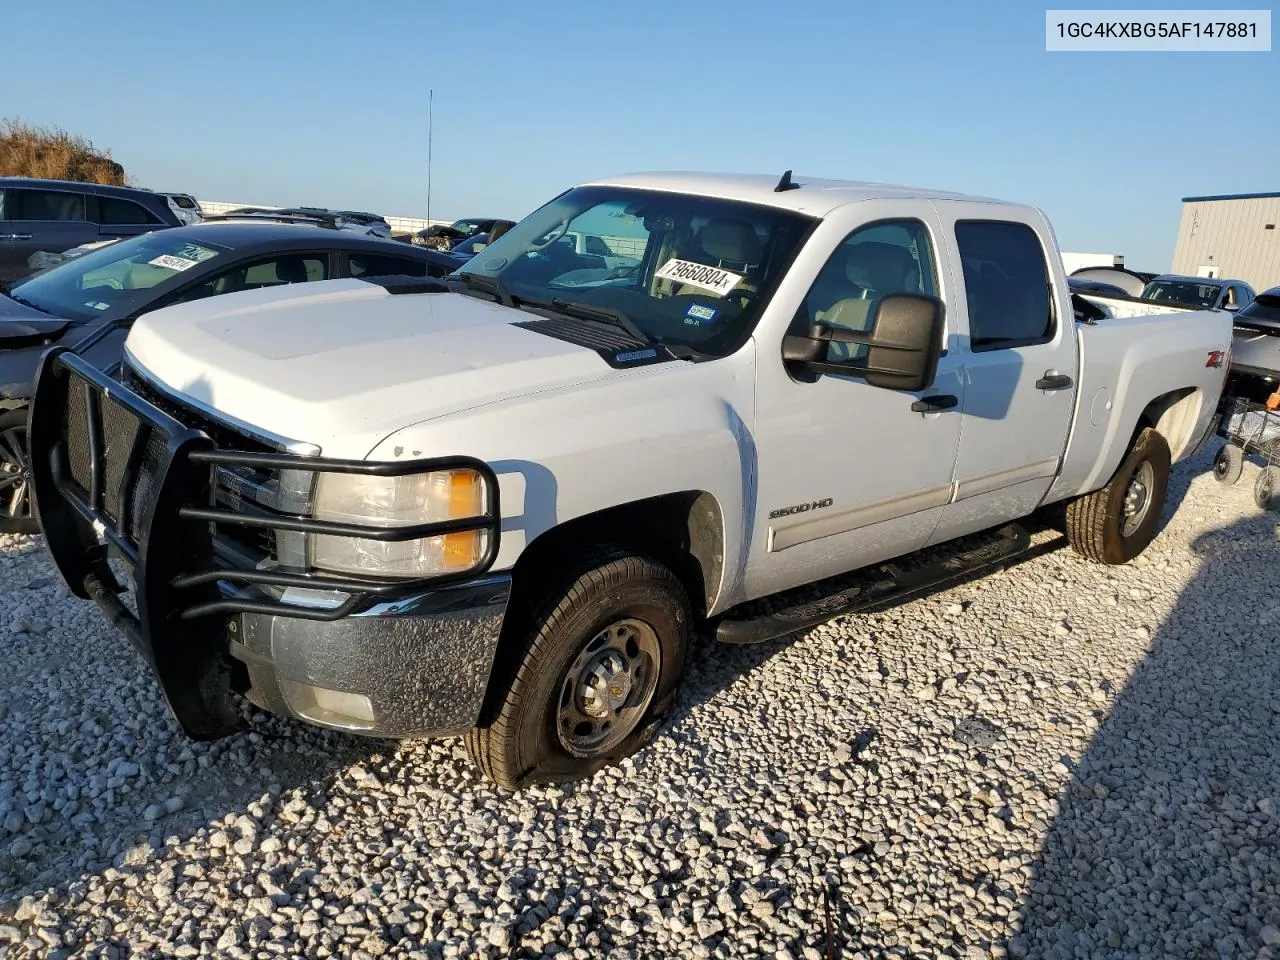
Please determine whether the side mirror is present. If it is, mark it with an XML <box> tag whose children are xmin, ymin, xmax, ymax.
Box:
<box><xmin>782</xmin><ymin>293</ymin><xmax>945</xmax><ymax>392</ymax></box>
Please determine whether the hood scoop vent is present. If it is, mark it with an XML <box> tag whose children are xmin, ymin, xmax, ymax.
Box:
<box><xmin>514</xmin><ymin>316</ymin><xmax>672</xmax><ymax>369</ymax></box>
<box><xmin>361</xmin><ymin>275</ymin><xmax>449</xmax><ymax>295</ymax></box>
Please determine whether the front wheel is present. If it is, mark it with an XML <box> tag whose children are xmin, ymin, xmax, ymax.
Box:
<box><xmin>0</xmin><ymin>408</ymin><xmax>38</xmax><ymax>535</ymax></box>
<box><xmin>465</xmin><ymin>551</ymin><xmax>690</xmax><ymax>791</ymax></box>
<box><xmin>1066</xmin><ymin>426</ymin><xmax>1171</xmax><ymax>565</ymax></box>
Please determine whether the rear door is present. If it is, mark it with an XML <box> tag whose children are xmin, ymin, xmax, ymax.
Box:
<box><xmin>926</xmin><ymin>205</ymin><xmax>1077</xmax><ymax>545</ymax></box>
<box><xmin>6</xmin><ymin>187</ymin><xmax>97</xmax><ymax>274</ymax></box>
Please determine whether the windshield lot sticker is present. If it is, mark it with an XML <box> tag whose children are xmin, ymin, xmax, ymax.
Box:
<box><xmin>85</xmin><ymin>301</ymin><xmax>110</xmax><ymax>311</ymax></box>
<box><xmin>176</xmin><ymin>243</ymin><xmax>219</xmax><ymax>263</ymax></box>
<box><xmin>148</xmin><ymin>254</ymin><xmax>200</xmax><ymax>272</ymax></box>
<box><xmin>685</xmin><ymin>303</ymin><xmax>720</xmax><ymax>325</ymax></box>
<box><xmin>655</xmin><ymin>258</ymin><xmax>742</xmax><ymax>297</ymax></box>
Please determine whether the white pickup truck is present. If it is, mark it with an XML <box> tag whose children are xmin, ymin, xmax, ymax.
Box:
<box><xmin>29</xmin><ymin>172</ymin><xmax>1233</xmax><ymax>790</ymax></box>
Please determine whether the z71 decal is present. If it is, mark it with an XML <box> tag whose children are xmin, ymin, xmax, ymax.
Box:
<box><xmin>769</xmin><ymin>498</ymin><xmax>834</xmax><ymax>520</ymax></box>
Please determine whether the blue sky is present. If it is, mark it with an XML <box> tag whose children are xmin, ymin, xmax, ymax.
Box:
<box><xmin>3</xmin><ymin>0</ymin><xmax>1276</xmax><ymax>269</ymax></box>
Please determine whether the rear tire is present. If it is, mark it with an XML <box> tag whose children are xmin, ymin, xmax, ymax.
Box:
<box><xmin>1066</xmin><ymin>427</ymin><xmax>1171</xmax><ymax>565</ymax></box>
<box><xmin>1254</xmin><ymin>466</ymin><xmax>1280</xmax><ymax>512</ymax></box>
<box><xmin>0</xmin><ymin>409</ymin><xmax>38</xmax><ymax>535</ymax></box>
<box><xmin>1213</xmin><ymin>443</ymin><xmax>1244</xmax><ymax>486</ymax></box>
<box><xmin>465</xmin><ymin>551</ymin><xmax>690</xmax><ymax>791</ymax></box>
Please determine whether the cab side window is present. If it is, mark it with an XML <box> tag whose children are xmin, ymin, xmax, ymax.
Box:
<box><xmin>955</xmin><ymin>220</ymin><xmax>1054</xmax><ymax>350</ymax></box>
<box><xmin>801</xmin><ymin>219</ymin><xmax>939</xmax><ymax>363</ymax></box>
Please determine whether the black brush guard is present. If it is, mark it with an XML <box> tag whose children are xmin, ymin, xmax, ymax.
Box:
<box><xmin>28</xmin><ymin>347</ymin><xmax>501</xmax><ymax>739</ymax></box>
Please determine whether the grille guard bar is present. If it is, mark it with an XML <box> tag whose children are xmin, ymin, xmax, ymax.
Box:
<box><xmin>28</xmin><ymin>347</ymin><xmax>502</xmax><ymax>738</ymax></box>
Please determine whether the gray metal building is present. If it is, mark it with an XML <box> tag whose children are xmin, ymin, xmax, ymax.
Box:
<box><xmin>1171</xmin><ymin>192</ymin><xmax>1280</xmax><ymax>291</ymax></box>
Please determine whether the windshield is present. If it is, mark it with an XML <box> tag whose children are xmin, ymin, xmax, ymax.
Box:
<box><xmin>9</xmin><ymin>232</ymin><xmax>225</xmax><ymax>321</ymax></box>
<box><xmin>1141</xmin><ymin>279</ymin><xmax>1221</xmax><ymax>307</ymax></box>
<box><xmin>457</xmin><ymin>185</ymin><xmax>815</xmax><ymax>357</ymax></box>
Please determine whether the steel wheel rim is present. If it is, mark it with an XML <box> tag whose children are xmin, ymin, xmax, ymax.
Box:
<box><xmin>556</xmin><ymin>618</ymin><xmax>661</xmax><ymax>758</ymax></box>
<box><xmin>1121</xmin><ymin>460</ymin><xmax>1154</xmax><ymax>537</ymax></box>
<box><xmin>0</xmin><ymin>425</ymin><xmax>31</xmax><ymax>521</ymax></box>
<box><xmin>1214</xmin><ymin>450</ymin><xmax>1231</xmax><ymax>478</ymax></box>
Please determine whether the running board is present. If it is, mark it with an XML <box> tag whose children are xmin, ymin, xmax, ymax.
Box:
<box><xmin>715</xmin><ymin>524</ymin><xmax>1038</xmax><ymax>645</ymax></box>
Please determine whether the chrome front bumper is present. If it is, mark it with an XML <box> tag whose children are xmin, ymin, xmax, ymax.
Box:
<box><xmin>230</xmin><ymin>574</ymin><xmax>512</xmax><ymax>738</ymax></box>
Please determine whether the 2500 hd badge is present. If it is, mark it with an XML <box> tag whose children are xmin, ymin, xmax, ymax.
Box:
<box><xmin>769</xmin><ymin>498</ymin><xmax>834</xmax><ymax>519</ymax></box>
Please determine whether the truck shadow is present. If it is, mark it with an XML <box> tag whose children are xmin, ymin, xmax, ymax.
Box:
<box><xmin>1007</xmin><ymin>507</ymin><xmax>1280</xmax><ymax>957</ymax></box>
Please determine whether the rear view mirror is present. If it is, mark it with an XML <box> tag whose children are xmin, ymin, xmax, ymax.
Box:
<box><xmin>782</xmin><ymin>293</ymin><xmax>945</xmax><ymax>392</ymax></box>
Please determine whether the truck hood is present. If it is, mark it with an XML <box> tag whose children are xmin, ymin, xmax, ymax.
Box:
<box><xmin>124</xmin><ymin>279</ymin><xmax>640</xmax><ymax>457</ymax></box>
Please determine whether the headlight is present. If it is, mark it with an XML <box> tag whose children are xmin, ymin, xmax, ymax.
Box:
<box><xmin>309</xmin><ymin>468</ymin><xmax>490</xmax><ymax>577</ymax></box>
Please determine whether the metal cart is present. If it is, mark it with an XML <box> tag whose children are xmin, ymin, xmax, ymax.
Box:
<box><xmin>1214</xmin><ymin>396</ymin><xmax>1280</xmax><ymax>511</ymax></box>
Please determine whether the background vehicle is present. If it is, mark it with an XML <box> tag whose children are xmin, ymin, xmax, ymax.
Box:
<box><xmin>0</xmin><ymin>177</ymin><xmax>182</xmax><ymax>283</ymax></box>
<box><xmin>442</xmin><ymin>232</ymin><xmax>491</xmax><ymax>266</ymax></box>
<box><xmin>157</xmin><ymin>192</ymin><xmax>204</xmax><ymax>226</ymax></box>
<box><xmin>29</xmin><ymin>172</ymin><xmax>1232</xmax><ymax>791</ymax></box>
<box><xmin>555</xmin><ymin>230</ymin><xmax>643</xmax><ymax>272</ymax></box>
<box><xmin>414</xmin><ymin>217</ymin><xmax>516</xmax><ymax>249</ymax></box>
<box><xmin>1225</xmin><ymin>287</ymin><xmax>1280</xmax><ymax>398</ymax></box>
<box><xmin>1142</xmin><ymin>274</ymin><xmax>1255</xmax><ymax>311</ymax></box>
<box><xmin>1067</xmin><ymin>276</ymin><xmax>1132</xmax><ymax>299</ymax></box>
<box><xmin>1069</xmin><ymin>265</ymin><xmax>1148</xmax><ymax>297</ymax></box>
<box><xmin>0</xmin><ymin>222</ymin><xmax>452</xmax><ymax>532</ymax></box>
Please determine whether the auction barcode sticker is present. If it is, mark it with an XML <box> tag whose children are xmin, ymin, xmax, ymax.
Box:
<box><xmin>1047</xmin><ymin>10</ymin><xmax>1271</xmax><ymax>50</ymax></box>
<box><xmin>149</xmin><ymin>254</ymin><xmax>200</xmax><ymax>271</ymax></box>
<box><xmin>654</xmin><ymin>258</ymin><xmax>742</xmax><ymax>297</ymax></box>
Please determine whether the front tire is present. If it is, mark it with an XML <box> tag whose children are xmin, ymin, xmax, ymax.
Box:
<box><xmin>1066</xmin><ymin>427</ymin><xmax>1171</xmax><ymax>564</ymax></box>
<box><xmin>0</xmin><ymin>409</ymin><xmax>38</xmax><ymax>535</ymax></box>
<box><xmin>465</xmin><ymin>551</ymin><xmax>690</xmax><ymax>791</ymax></box>
<box><xmin>1213</xmin><ymin>443</ymin><xmax>1244</xmax><ymax>486</ymax></box>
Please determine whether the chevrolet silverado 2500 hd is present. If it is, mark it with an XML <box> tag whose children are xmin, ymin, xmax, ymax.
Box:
<box><xmin>28</xmin><ymin>172</ymin><xmax>1233</xmax><ymax>789</ymax></box>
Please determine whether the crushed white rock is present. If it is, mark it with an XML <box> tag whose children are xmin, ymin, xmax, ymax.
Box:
<box><xmin>0</xmin><ymin>448</ymin><xmax>1277</xmax><ymax>958</ymax></box>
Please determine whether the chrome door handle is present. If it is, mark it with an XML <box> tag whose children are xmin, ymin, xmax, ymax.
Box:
<box><xmin>5</xmin><ymin>233</ymin><xmax>33</xmax><ymax>241</ymax></box>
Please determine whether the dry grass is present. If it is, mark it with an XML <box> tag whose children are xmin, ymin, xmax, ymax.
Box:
<box><xmin>0</xmin><ymin>118</ymin><xmax>127</xmax><ymax>185</ymax></box>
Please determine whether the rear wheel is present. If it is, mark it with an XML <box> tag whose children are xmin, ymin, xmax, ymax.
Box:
<box><xmin>0</xmin><ymin>409</ymin><xmax>37</xmax><ymax>535</ymax></box>
<box><xmin>1254</xmin><ymin>466</ymin><xmax>1280</xmax><ymax>512</ymax></box>
<box><xmin>1066</xmin><ymin>427</ymin><xmax>1171</xmax><ymax>565</ymax></box>
<box><xmin>1213</xmin><ymin>443</ymin><xmax>1245</xmax><ymax>486</ymax></box>
<box><xmin>465</xmin><ymin>551</ymin><xmax>690</xmax><ymax>791</ymax></box>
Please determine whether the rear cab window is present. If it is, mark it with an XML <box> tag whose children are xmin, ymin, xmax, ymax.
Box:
<box><xmin>954</xmin><ymin>220</ymin><xmax>1055</xmax><ymax>351</ymax></box>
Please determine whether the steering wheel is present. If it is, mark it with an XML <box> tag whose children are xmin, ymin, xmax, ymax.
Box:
<box><xmin>529</xmin><ymin>220</ymin><xmax>570</xmax><ymax>251</ymax></box>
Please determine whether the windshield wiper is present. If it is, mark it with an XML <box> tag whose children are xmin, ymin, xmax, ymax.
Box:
<box><xmin>447</xmin><ymin>272</ymin><xmax>514</xmax><ymax>307</ymax></box>
<box><xmin>547</xmin><ymin>298</ymin><xmax>653</xmax><ymax>345</ymax></box>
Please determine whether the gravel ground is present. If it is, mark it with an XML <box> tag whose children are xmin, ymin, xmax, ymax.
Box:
<box><xmin>0</xmin><ymin>445</ymin><xmax>1277</xmax><ymax>960</ymax></box>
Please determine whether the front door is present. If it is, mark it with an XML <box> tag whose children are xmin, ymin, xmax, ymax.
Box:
<box><xmin>927</xmin><ymin>207</ymin><xmax>1077</xmax><ymax>545</ymax></box>
<box><xmin>747</xmin><ymin>203</ymin><xmax>964</xmax><ymax>598</ymax></box>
